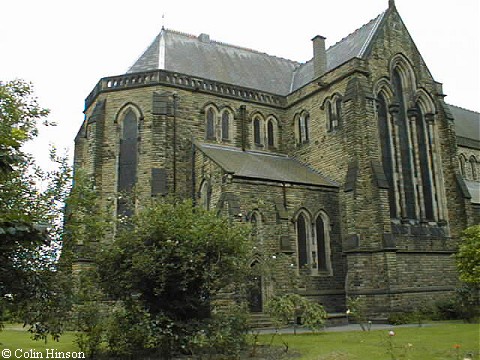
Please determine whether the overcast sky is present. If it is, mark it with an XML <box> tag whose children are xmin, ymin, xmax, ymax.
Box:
<box><xmin>1</xmin><ymin>0</ymin><xmax>479</xmax><ymax>168</ymax></box>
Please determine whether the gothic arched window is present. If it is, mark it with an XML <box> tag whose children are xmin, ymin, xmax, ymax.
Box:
<box><xmin>392</xmin><ymin>69</ymin><xmax>416</xmax><ymax>219</ymax></box>
<box><xmin>377</xmin><ymin>93</ymin><xmax>397</xmax><ymax>218</ymax></box>
<box><xmin>206</xmin><ymin>107</ymin><xmax>216</xmax><ymax>140</ymax></box>
<box><xmin>253</xmin><ymin>116</ymin><xmax>263</xmax><ymax>146</ymax></box>
<box><xmin>221</xmin><ymin>110</ymin><xmax>231</xmax><ymax>141</ymax></box>
<box><xmin>335</xmin><ymin>98</ymin><xmax>343</xmax><ymax>128</ymax></box>
<box><xmin>266</xmin><ymin>117</ymin><xmax>278</xmax><ymax>148</ymax></box>
<box><xmin>315</xmin><ymin>213</ymin><xmax>331</xmax><ymax>273</ymax></box>
<box><xmin>374</xmin><ymin>56</ymin><xmax>445</xmax><ymax>223</ymax></box>
<box><xmin>117</xmin><ymin>109</ymin><xmax>138</xmax><ymax>216</ymax></box>
<box><xmin>199</xmin><ymin>180</ymin><xmax>211</xmax><ymax>210</ymax></box>
<box><xmin>296</xmin><ymin>112</ymin><xmax>310</xmax><ymax>144</ymax></box>
<box><xmin>296</xmin><ymin>213</ymin><xmax>308</xmax><ymax>269</ymax></box>
<box><xmin>415</xmin><ymin>104</ymin><xmax>434</xmax><ymax>220</ymax></box>
<box><xmin>326</xmin><ymin>101</ymin><xmax>335</xmax><ymax>132</ymax></box>
<box><xmin>469</xmin><ymin>156</ymin><xmax>477</xmax><ymax>180</ymax></box>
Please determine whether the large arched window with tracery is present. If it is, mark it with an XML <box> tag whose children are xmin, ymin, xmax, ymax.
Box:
<box><xmin>296</xmin><ymin>210</ymin><xmax>332</xmax><ymax>274</ymax></box>
<box><xmin>295</xmin><ymin>112</ymin><xmax>310</xmax><ymax>145</ymax></box>
<box><xmin>374</xmin><ymin>56</ymin><xmax>444</xmax><ymax>223</ymax></box>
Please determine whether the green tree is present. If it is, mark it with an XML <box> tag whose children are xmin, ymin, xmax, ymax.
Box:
<box><xmin>455</xmin><ymin>225</ymin><xmax>480</xmax><ymax>285</ymax></box>
<box><xmin>266</xmin><ymin>293</ymin><xmax>327</xmax><ymax>334</ymax></box>
<box><xmin>62</xmin><ymin>169</ymin><xmax>112</xmax><ymax>356</ymax></box>
<box><xmin>94</xmin><ymin>199</ymin><xmax>252</xmax><ymax>357</ymax></box>
<box><xmin>0</xmin><ymin>79</ymin><xmax>71</xmax><ymax>340</ymax></box>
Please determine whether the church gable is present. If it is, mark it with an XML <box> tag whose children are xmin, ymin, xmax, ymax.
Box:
<box><xmin>364</xmin><ymin>2</ymin><xmax>436</xmax><ymax>87</ymax></box>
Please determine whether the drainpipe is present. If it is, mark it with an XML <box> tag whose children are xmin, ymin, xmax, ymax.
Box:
<box><xmin>173</xmin><ymin>93</ymin><xmax>178</xmax><ymax>195</ymax></box>
<box><xmin>191</xmin><ymin>140</ymin><xmax>196</xmax><ymax>206</ymax></box>
<box><xmin>240</xmin><ymin>105</ymin><xmax>246</xmax><ymax>151</ymax></box>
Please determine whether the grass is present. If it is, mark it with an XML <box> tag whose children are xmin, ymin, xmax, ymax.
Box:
<box><xmin>0</xmin><ymin>322</ymin><xmax>478</xmax><ymax>359</ymax></box>
<box><xmin>0</xmin><ymin>324</ymin><xmax>80</xmax><ymax>358</ymax></box>
<box><xmin>257</xmin><ymin>322</ymin><xmax>479</xmax><ymax>360</ymax></box>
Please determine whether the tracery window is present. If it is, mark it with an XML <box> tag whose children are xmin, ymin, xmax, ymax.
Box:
<box><xmin>326</xmin><ymin>96</ymin><xmax>343</xmax><ymax>132</ymax></box>
<box><xmin>295</xmin><ymin>210</ymin><xmax>331</xmax><ymax>275</ymax></box>
<box><xmin>374</xmin><ymin>55</ymin><xmax>444</xmax><ymax>222</ymax></box>
<box><xmin>296</xmin><ymin>112</ymin><xmax>309</xmax><ymax>145</ymax></box>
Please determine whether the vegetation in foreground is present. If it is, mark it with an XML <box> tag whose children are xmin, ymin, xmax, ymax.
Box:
<box><xmin>0</xmin><ymin>321</ymin><xmax>478</xmax><ymax>359</ymax></box>
<box><xmin>261</xmin><ymin>322</ymin><xmax>479</xmax><ymax>360</ymax></box>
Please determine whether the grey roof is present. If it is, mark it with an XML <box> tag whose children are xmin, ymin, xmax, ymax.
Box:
<box><xmin>465</xmin><ymin>180</ymin><xmax>480</xmax><ymax>204</ymax></box>
<box><xmin>291</xmin><ymin>11</ymin><xmax>386</xmax><ymax>90</ymax></box>
<box><xmin>128</xmin><ymin>30</ymin><xmax>298</xmax><ymax>95</ymax></box>
<box><xmin>127</xmin><ymin>11</ymin><xmax>386</xmax><ymax>95</ymax></box>
<box><xmin>195</xmin><ymin>143</ymin><xmax>337</xmax><ymax>188</ymax></box>
<box><xmin>450</xmin><ymin>104</ymin><xmax>480</xmax><ymax>142</ymax></box>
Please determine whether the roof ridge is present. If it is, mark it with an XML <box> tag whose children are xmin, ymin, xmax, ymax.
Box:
<box><xmin>447</xmin><ymin>103</ymin><xmax>480</xmax><ymax>114</ymax></box>
<box><xmin>326</xmin><ymin>11</ymin><xmax>386</xmax><ymax>52</ymax></box>
<box><xmin>127</xmin><ymin>32</ymin><xmax>161</xmax><ymax>73</ymax></box>
<box><xmin>163</xmin><ymin>27</ymin><xmax>300</xmax><ymax>66</ymax></box>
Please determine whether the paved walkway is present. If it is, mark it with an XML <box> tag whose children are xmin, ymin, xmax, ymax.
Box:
<box><xmin>253</xmin><ymin>323</ymin><xmax>432</xmax><ymax>334</ymax></box>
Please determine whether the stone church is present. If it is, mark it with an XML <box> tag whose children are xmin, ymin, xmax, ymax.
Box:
<box><xmin>74</xmin><ymin>0</ymin><xmax>479</xmax><ymax>317</ymax></box>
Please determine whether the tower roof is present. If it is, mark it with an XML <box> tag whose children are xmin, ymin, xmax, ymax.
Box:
<box><xmin>127</xmin><ymin>11</ymin><xmax>387</xmax><ymax>95</ymax></box>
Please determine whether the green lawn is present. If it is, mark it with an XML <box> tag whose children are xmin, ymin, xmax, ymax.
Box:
<box><xmin>0</xmin><ymin>324</ymin><xmax>80</xmax><ymax>359</ymax></box>
<box><xmin>0</xmin><ymin>322</ymin><xmax>478</xmax><ymax>359</ymax></box>
<box><xmin>258</xmin><ymin>322</ymin><xmax>479</xmax><ymax>360</ymax></box>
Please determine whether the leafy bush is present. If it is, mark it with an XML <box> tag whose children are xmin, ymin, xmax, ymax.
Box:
<box><xmin>266</xmin><ymin>293</ymin><xmax>327</xmax><ymax>333</ymax></box>
<box><xmin>434</xmin><ymin>285</ymin><xmax>479</xmax><ymax>322</ymax></box>
<box><xmin>105</xmin><ymin>301</ymin><xmax>158</xmax><ymax>358</ymax></box>
<box><xmin>189</xmin><ymin>304</ymin><xmax>249</xmax><ymax>358</ymax></box>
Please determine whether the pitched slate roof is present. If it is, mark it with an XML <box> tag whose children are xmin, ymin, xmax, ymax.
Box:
<box><xmin>450</xmin><ymin>105</ymin><xmax>480</xmax><ymax>147</ymax></box>
<box><xmin>291</xmin><ymin>11</ymin><xmax>386</xmax><ymax>91</ymax></box>
<box><xmin>195</xmin><ymin>143</ymin><xmax>337</xmax><ymax>188</ymax></box>
<box><xmin>128</xmin><ymin>30</ymin><xmax>298</xmax><ymax>95</ymax></box>
<box><xmin>465</xmin><ymin>180</ymin><xmax>480</xmax><ymax>204</ymax></box>
<box><xmin>127</xmin><ymin>10</ymin><xmax>386</xmax><ymax>95</ymax></box>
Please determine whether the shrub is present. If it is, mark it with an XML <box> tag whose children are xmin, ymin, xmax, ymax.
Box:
<box><xmin>189</xmin><ymin>304</ymin><xmax>249</xmax><ymax>358</ymax></box>
<box><xmin>434</xmin><ymin>285</ymin><xmax>480</xmax><ymax>322</ymax></box>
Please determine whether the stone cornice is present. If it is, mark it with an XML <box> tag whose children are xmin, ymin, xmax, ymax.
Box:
<box><xmin>85</xmin><ymin>69</ymin><xmax>287</xmax><ymax>111</ymax></box>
